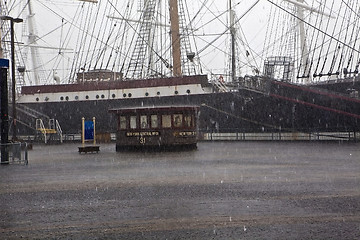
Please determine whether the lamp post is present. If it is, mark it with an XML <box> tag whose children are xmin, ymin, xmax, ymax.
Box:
<box><xmin>1</xmin><ymin>16</ymin><xmax>23</xmax><ymax>141</ymax></box>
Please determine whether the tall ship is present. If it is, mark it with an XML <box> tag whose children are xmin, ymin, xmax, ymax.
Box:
<box><xmin>1</xmin><ymin>0</ymin><xmax>359</xmax><ymax>138</ymax></box>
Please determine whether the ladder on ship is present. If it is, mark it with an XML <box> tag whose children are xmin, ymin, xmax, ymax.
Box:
<box><xmin>126</xmin><ymin>0</ymin><xmax>157</xmax><ymax>79</ymax></box>
<box><xmin>36</xmin><ymin>119</ymin><xmax>63</xmax><ymax>144</ymax></box>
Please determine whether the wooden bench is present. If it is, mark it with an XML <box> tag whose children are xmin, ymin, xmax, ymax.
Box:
<box><xmin>78</xmin><ymin>146</ymin><xmax>100</xmax><ymax>154</ymax></box>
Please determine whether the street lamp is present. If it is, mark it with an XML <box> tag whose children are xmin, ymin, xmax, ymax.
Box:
<box><xmin>1</xmin><ymin>16</ymin><xmax>23</xmax><ymax>141</ymax></box>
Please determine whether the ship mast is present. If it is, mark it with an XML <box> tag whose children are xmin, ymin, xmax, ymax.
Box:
<box><xmin>229</xmin><ymin>0</ymin><xmax>236</xmax><ymax>83</ymax></box>
<box><xmin>26</xmin><ymin>0</ymin><xmax>41</xmax><ymax>85</ymax></box>
<box><xmin>169</xmin><ymin>0</ymin><xmax>182</xmax><ymax>76</ymax></box>
<box><xmin>282</xmin><ymin>0</ymin><xmax>333</xmax><ymax>83</ymax></box>
<box><xmin>295</xmin><ymin>0</ymin><xmax>311</xmax><ymax>84</ymax></box>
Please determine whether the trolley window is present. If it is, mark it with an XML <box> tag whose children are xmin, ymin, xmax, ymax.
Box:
<box><xmin>184</xmin><ymin>115</ymin><xmax>192</xmax><ymax>127</ymax></box>
<box><xmin>119</xmin><ymin>116</ymin><xmax>127</xmax><ymax>129</ymax></box>
<box><xmin>130</xmin><ymin>116</ymin><xmax>137</xmax><ymax>129</ymax></box>
<box><xmin>140</xmin><ymin>115</ymin><xmax>148</xmax><ymax>129</ymax></box>
<box><xmin>173</xmin><ymin>114</ymin><xmax>183</xmax><ymax>128</ymax></box>
<box><xmin>151</xmin><ymin>115</ymin><xmax>158</xmax><ymax>128</ymax></box>
<box><xmin>162</xmin><ymin>115</ymin><xmax>172</xmax><ymax>128</ymax></box>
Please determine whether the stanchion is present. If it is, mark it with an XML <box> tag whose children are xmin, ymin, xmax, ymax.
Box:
<box><xmin>0</xmin><ymin>59</ymin><xmax>9</xmax><ymax>164</ymax></box>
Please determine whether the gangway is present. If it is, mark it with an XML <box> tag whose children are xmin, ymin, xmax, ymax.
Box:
<box><xmin>210</xmin><ymin>75</ymin><xmax>228</xmax><ymax>93</ymax></box>
<box><xmin>36</xmin><ymin>119</ymin><xmax>63</xmax><ymax>144</ymax></box>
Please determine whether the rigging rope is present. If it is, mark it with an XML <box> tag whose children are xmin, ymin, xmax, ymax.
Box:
<box><xmin>106</xmin><ymin>0</ymin><xmax>171</xmax><ymax>78</ymax></box>
<box><xmin>70</xmin><ymin>3</ymin><xmax>88</xmax><ymax>82</ymax></box>
<box><xmin>197</xmin><ymin>0</ymin><xmax>259</xmax><ymax>55</ymax></box>
<box><xmin>342</xmin><ymin>0</ymin><xmax>358</xmax><ymax>74</ymax></box>
<box><xmin>266</xmin><ymin>0</ymin><xmax>360</xmax><ymax>55</ymax></box>
<box><xmin>95</xmin><ymin>2</ymin><xmax>113</xmax><ymax>70</ymax></box>
<box><xmin>84</xmin><ymin>2</ymin><xmax>101</xmax><ymax>71</ymax></box>
<box><xmin>267</xmin><ymin>0</ymin><xmax>360</xmax><ymax>82</ymax></box>
<box><xmin>313</xmin><ymin>0</ymin><xmax>335</xmax><ymax>77</ymax></box>
<box><xmin>308</xmin><ymin>1</ymin><xmax>334</xmax><ymax>76</ymax></box>
<box><xmin>334</xmin><ymin>0</ymin><xmax>352</xmax><ymax>76</ymax></box>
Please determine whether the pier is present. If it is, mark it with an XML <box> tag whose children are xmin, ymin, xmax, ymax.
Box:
<box><xmin>0</xmin><ymin>141</ymin><xmax>359</xmax><ymax>239</ymax></box>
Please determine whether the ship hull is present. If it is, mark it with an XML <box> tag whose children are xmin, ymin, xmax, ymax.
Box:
<box><xmin>16</xmin><ymin>78</ymin><xmax>360</xmax><ymax>136</ymax></box>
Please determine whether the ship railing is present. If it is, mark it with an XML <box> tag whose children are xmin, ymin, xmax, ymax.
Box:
<box><xmin>210</xmin><ymin>75</ymin><xmax>228</xmax><ymax>93</ymax></box>
<box><xmin>36</xmin><ymin>119</ymin><xmax>48</xmax><ymax>143</ymax></box>
<box><xmin>55</xmin><ymin>120</ymin><xmax>63</xmax><ymax>143</ymax></box>
<box><xmin>17</xmin><ymin>104</ymin><xmax>51</xmax><ymax>120</ymax></box>
<box><xmin>35</xmin><ymin>119</ymin><xmax>63</xmax><ymax>144</ymax></box>
<box><xmin>236</xmin><ymin>75</ymin><xmax>270</xmax><ymax>93</ymax></box>
<box><xmin>0</xmin><ymin>142</ymin><xmax>28</xmax><ymax>165</ymax></box>
<box><xmin>200</xmin><ymin>129</ymin><xmax>359</xmax><ymax>142</ymax></box>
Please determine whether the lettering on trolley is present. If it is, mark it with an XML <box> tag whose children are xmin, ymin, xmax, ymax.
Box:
<box><xmin>173</xmin><ymin>131</ymin><xmax>197</xmax><ymax>137</ymax></box>
<box><xmin>126</xmin><ymin>131</ymin><xmax>160</xmax><ymax>137</ymax></box>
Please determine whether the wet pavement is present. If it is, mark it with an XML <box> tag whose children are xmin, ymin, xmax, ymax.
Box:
<box><xmin>0</xmin><ymin>141</ymin><xmax>360</xmax><ymax>239</ymax></box>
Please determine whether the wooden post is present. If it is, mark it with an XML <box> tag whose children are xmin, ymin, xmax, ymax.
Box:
<box><xmin>82</xmin><ymin>117</ymin><xmax>85</xmax><ymax>146</ymax></box>
<box><xmin>93</xmin><ymin>117</ymin><xmax>96</xmax><ymax>145</ymax></box>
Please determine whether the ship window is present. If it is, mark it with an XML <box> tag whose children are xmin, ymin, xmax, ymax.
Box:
<box><xmin>140</xmin><ymin>115</ymin><xmax>148</xmax><ymax>129</ymax></box>
<box><xmin>175</xmin><ymin>90</ymin><xmax>179</xmax><ymax>95</ymax></box>
<box><xmin>60</xmin><ymin>96</ymin><xmax>64</xmax><ymax>101</ymax></box>
<box><xmin>75</xmin><ymin>96</ymin><xmax>79</xmax><ymax>100</ymax></box>
<box><xmin>96</xmin><ymin>95</ymin><xmax>99</xmax><ymax>99</ymax></box>
<box><xmin>86</xmin><ymin>95</ymin><xmax>89</xmax><ymax>99</ymax></box>
<box><xmin>162</xmin><ymin>115</ymin><xmax>171</xmax><ymax>128</ymax></box>
<box><xmin>119</xmin><ymin>116</ymin><xmax>127</xmax><ymax>130</ymax></box>
<box><xmin>123</xmin><ymin>93</ymin><xmax>127</xmax><ymax>98</ymax></box>
<box><xmin>128</xmin><ymin>93</ymin><xmax>132</xmax><ymax>97</ymax></box>
<box><xmin>112</xmin><ymin>94</ymin><xmax>116</xmax><ymax>98</ymax></box>
<box><xmin>157</xmin><ymin>91</ymin><xmax>160</xmax><ymax>96</ymax></box>
<box><xmin>130</xmin><ymin>116</ymin><xmax>137</xmax><ymax>129</ymax></box>
<box><xmin>151</xmin><ymin>115</ymin><xmax>158</xmax><ymax>128</ymax></box>
<box><xmin>173</xmin><ymin>114</ymin><xmax>183</xmax><ymax>127</ymax></box>
<box><xmin>184</xmin><ymin>115</ymin><xmax>192</xmax><ymax>127</ymax></box>
<box><xmin>101</xmin><ymin>94</ymin><xmax>105</xmax><ymax>99</ymax></box>
<box><xmin>186</xmin><ymin>89</ymin><xmax>191</xmax><ymax>94</ymax></box>
<box><xmin>145</xmin><ymin>92</ymin><xmax>149</xmax><ymax>97</ymax></box>
<box><xmin>36</xmin><ymin>97</ymin><xmax>40</xmax><ymax>102</ymax></box>
<box><xmin>65</xmin><ymin>96</ymin><xmax>69</xmax><ymax>101</ymax></box>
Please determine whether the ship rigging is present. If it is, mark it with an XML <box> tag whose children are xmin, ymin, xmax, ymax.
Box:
<box><xmin>0</xmin><ymin>0</ymin><xmax>359</xmax><ymax>137</ymax></box>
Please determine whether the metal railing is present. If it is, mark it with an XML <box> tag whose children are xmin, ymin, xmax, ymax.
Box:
<box><xmin>36</xmin><ymin>119</ymin><xmax>47</xmax><ymax>143</ymax></box>
<box><xmin>200</xmin><ymin>130</ymin><xmax>359</xmax><ymax>142</ymax></box>
<box><xmin>0</xmin><ymin>142</ymin><xmax>29</xmax><ymax>165</ymax></box>
<box><xmin>17</xmin><ymin>130</ymin><xmax>359</xmax><ymax>143</ymax></box>
<box><xmin>56</xmin><ymin>120</ymin><xmax>63</xmax><ymax>143</ymax></box>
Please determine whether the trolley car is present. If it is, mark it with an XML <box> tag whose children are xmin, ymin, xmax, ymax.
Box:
<box><xmin>109</xmin><ymin>106</ymin><xmax>199</xmax><ymax>151</ymax></box>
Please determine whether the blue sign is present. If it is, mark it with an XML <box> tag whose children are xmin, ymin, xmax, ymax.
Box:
<box><xmin>0</xmin><ymin>59</ymin><xmax>9</xmax><ymax>115</ymax></box>
<box><xmin>84</xmin><ymin>121</ymin><xmax>94</xmax><ymax>140</ymax></box>
<box><xmin>0</xmin><ymin>59</ymin><xmax>9</xmax><ymax>68</ymax></box>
